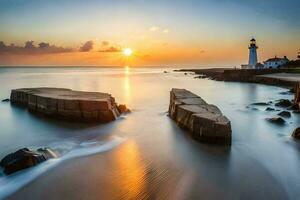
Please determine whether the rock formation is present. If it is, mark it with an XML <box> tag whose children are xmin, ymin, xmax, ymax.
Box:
<box><xmin>266</xmin><ymin>107</ymin><xmax>276</xmax><ymax>111</ymax></box>
<box><xmin>0</xmin><ymin>147</ymin><xmax>57</xmax><ymax>175</ymax></box>
<box><xmin>275</xmin><ymin>99</ymin><xmax>293</xmax><ymax>108</ymax></box>
<box><xmin>266</xmin><ymin>117</ymin><xmax>286</xmax><ymax>125</ymax></box>
<box><xmin>117</xmin><ymin>104</ymin><xmax>130</xmax><ymax>113</ymax></box>
<box><xmin>277</xmin><ymin>111</ymin><xmax>291</xmax><ymax>118</ymax></box>
<box><xmin>251</xmin><ymin>102</ymin><xmax>270</xmax><ymax>106</ymax></box>
<box><xmin>292</xmin><ymin>127</ymin><xmax>300</xmax><ymax>139</ymax></box>
<box><xmin>169</xmin><ymin>88</ymin><xmax>232</xmax><ymax>145</ymax></box>
<box><xmin>295</xmin><ymin>82</ymin><xmax>300</xmax><ymax>109</ymax></box>
<box><xmin>10</xmin><ymin>88</ymin><xmax>126</xmax><ymax>123</ymax></box>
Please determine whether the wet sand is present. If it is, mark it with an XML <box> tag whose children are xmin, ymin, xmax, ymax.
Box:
<box><xmin>6</xmin><ymin>111</ymin><xmax>290</xmax><ymax>200</ymax></box>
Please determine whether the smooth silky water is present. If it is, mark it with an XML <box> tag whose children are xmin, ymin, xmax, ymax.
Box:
<box><xmin>0</xmin><ymin>67</ymin><xmax>299</xmax><ymax>200</ymax></box>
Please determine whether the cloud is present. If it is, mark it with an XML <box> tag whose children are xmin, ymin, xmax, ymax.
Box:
<box><xmin>101</xmin><ymin>41</ymin><xmax>109</xmax><ymax>46</ymax></box>
<box><xmin>162</xmin><ymin>29</ymin><xmax>169</xmax><ymax>34</ymax></box>
<box><xmin>0</xmin><ymin>40</ymin><xmax>123</xmax><ymax>55</ymax></box>
<box><xmin>149</xmin><ymin>26</ymin><xmax>160</xmax><ymax>32</ymax></box>
<box><xmin>99</xmin><ymin>46</ymin><xmax>121</xmax><ymax>53</ymax></box>
<box><xmin>25</xmin><ymin>41</ymin><xmax>35</xmax><ymax>49</ymax></box>
<box><xmin>98</xmin><ymin>41</ymin><xmax>121</xmax><ymax>52</ymax></box>
<box><xmin>0</xmin><ymin>41</ymin><xmax>73</xmax><ymax>54</ymax></box>
<box><xmin>38</xmin><ymin>42</ymin><xmax>50</xmax><ymax>48</ymax></box>
<box><xmin>149</xmin><ymin>26</ymin><xmax>170</xmax><ymax>34</ymax></box>
<box><xmin>80</xmin><ymin>40</ymin><xmax>94</xmax><ymax>52</ymax></box>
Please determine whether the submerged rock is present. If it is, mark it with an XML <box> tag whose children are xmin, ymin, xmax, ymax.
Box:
<box><xmin>266</xmin><ymin>117</ymin><xmax>286</xmax><ymax>125</ymax></box>
<box><xmin>265</xmin><ymin>107</ymin><xmax>275</xmax><ymax>111</ymax></box>
<box><xmin>293</xmin><ymin>110</ymin><xmax>300</xmax><ymax>114</ymax></box>
<box><xmin>0</xmin><ymin>147</ymin><xmax>57</xmax><ymax>175</ymax></box>
<box><xmin>275</xmin><ymin>99</ymin><xmax>293</xmax><ymax>107</ymax></box>
<box><xmin>117</xmin><ymin>104</ymin><xmax>130</xmax><ymax>113</ymax></box>
<box><xmin>1</xmin><ymin>98</ymin><xmax>9</xmax><ymax>102</ymax></box>
<box><xmin>251</xmin><ymin>102</ymin><xmax>270</xmax><ymax>106</ymax></box>
<box><xmin>10</xmin><ymin>88</ymin><xmax>127</xmax><ymax>123</ymax></box>
<box><xmin>292</xmin><ymin>127</ymin><xmax>300</xmax><ymax>139</ymax></box>
<box><xmin>287</xmin><ymin>104</ymin><xmax>299</xmax><ymax>110</ymax></box>
<box><xmin>279</xmin><ymin>91</ymin><xmax>291</xmax><ymax>95</ymax></box>
<box><xmin>295</xmin><ymin>83</ymin><xmax>300</xmax><ymax>108</ymax></box>
<box><xmin>277</xmin><ymin>111</ymin><xmax>291</xmax><ymax>118</ymax></box>
<box><xmin>194</xmin><ymin>75</ymin><xmax>208</xmax><ymax>79</ymax></box>
<box><xmin>169</xmin><ymin>88</ymin><xmax>232</xmax><ymax>145</ymax></box>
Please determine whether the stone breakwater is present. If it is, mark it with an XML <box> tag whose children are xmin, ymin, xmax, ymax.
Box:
<box><xmin>10</xmin><ymin>88</ymin><xmax>124</xmax><ymax>123</ymax></box>
<box><xmin>169</xmin><ymin>88</ymin><xmax>232</xmax><ymax>145</ymax></box>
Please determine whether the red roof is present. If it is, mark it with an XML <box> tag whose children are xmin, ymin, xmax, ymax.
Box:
<box><xmin>265</xmin><ymin>57</ymin><xmax>284</xmax><ymax>62</ymax></box>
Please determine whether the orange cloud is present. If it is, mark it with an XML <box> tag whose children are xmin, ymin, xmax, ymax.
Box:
<box><xmin>98</xmin><ymin>46</ymin><xmax>121</xmax><ymax>53</ymax></box>
<box><xmin>79</xmin><ymin>40</ymin><xmax>94</xmax><ymax>52</ymax></box>
<box><xmin>98</xmin><ymin>41</ymin><xmax>121</xmax><ymax>53</ymax></box>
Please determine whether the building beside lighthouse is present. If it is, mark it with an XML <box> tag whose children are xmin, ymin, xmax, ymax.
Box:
<box><xmin>241</xmin><ymin>38</ymin><xmax>259</xmax><ymax>69</ymax></box>
<box><xmin>263</xmin><ymin>56</ymin><xmax>289</xmax><ymax>68</ymax></box>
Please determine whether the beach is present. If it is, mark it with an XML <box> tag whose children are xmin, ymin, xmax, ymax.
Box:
<box><xmin>258</xmin><ymin>73</ymin><xmax>300</xmax><ymax>82</ymax></box>
<box><xmin>0</xmin><ymin>67</ymin><xmax>300</xmax><ymax>199</ymax></box>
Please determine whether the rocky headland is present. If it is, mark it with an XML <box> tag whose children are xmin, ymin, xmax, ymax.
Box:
<box><xmin>169</xmin><ymin>88</ymin><xmax>232</xmax><ymax>145</ymax></box>
<box><xmin>10</xmin><ymin>88</ymin><xmax>128</xmax><ymax>123</ymax></box>
<box><xmin>177</xmin><ymin>68</ymin><xmax>299</xmax><ymax>88</ymax></box>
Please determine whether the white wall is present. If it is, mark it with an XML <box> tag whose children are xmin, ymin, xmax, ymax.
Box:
<box><xmin>263</xmin><ymin>60</ymin><xmax>287</xmax><ymax>69</ymax></box>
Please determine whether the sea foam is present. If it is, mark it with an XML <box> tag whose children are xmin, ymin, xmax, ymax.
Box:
<box><xmin>0</xmin><ymin>136</ymin><xmax>125</xmax><ymax>200</ymax></box>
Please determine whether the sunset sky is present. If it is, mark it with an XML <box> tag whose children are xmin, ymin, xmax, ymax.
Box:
<box><xmin>0</xmin><ymin>0</ymin><xmax>299</xmax><ymax>67</ymax></box>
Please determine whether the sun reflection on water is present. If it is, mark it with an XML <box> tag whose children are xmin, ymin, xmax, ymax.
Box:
<box><xmin>123</xmin><ymin>66</ymin><xmax>131</xmax><ymax>103</ymax></box>
<box><xmin>124</xmin><ymin>66</ymin><xmax>130</xmax><ymax>75</ymax></box>
<box><xmin>113</xmin><ymin>140</ymin><xmax>146</xmax><ymax>199</ymax></box>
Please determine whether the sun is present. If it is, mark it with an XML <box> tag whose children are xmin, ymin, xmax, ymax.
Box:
<box><xmin>123</xmin><ymin>48</ymin><xmax>133</xmax><ymax>56</ymax></box>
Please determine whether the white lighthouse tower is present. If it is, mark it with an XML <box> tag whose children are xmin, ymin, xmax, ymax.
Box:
<box><xmin>248</xmin><ymin>38</ymin><xmax>258</xmax><ymax>68</ymax></box>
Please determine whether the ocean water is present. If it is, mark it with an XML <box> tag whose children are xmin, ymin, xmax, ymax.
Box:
<box><xmin>0</xmin><ymin>67</ymin><xmax>299</xmax><ymax>200</ymax></box>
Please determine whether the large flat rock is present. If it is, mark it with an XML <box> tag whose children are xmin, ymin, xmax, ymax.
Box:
<box><xmin>169</xmin><ymin>88</ymin><xmax>232</xmax><ymax>145</ymax></box>
<box><xmin>10</xmin><ymin>88</ymin><xmax>122</xmax><ymax>123</ymax></box>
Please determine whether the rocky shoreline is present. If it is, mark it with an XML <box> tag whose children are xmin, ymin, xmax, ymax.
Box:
<box><xmin>10</xmin><ymin>88</ymin><xmax>128</xmax><ymax>123</ymax></box>
<box><xmin>295</xmin><ymin>82</ymin><xmax>300</xmax><ymax>109</ymax></box>
<box><xmin>177</xmin><ymin>68</ymin><xmax>299</xmax><ymax>88</ymax></box>
<box><xmin>177</xmin><ymin>68</ymin><xmax>300</xmax><ymax>139</ymax></box>
<box><xmin>169</xmin><ymin>88</ymin><xmax>232</xmax><ymax>145</ymax></box>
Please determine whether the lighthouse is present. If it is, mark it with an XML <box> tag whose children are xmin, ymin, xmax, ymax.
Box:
<box><xmin>248</xmin><ymin>38</ymin><xmax>258</xmax><ymax>68</ymax></box>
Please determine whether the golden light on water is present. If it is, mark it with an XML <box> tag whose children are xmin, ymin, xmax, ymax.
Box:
<box><xmin>124</xmin><ymin>66</ymin><xmax>131</xmax><ymax>103</ymax></box>
<box><xmin>124</xmin><ymin>66</ymin><xmax>130</xmax><ymax>74</ymax></box>
<box><xmin>113</xmin><ymin>141</ymin><xmax>146</xmax><ymax>199</ymax></box>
